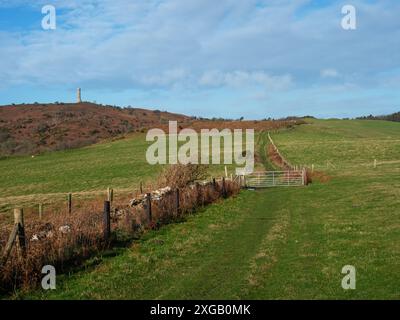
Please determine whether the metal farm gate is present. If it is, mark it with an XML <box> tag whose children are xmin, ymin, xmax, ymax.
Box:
<box><xmin>243</xmin><ymin>170</ymin><xmax>306</xmax><ymax>188</ymax></box>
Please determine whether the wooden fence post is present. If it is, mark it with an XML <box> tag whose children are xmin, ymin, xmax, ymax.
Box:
<box><xmin>140</xmin><ymin>182</ymin><xmax>143</xmax><ymax>194</ymax></box>
<box><xmin>1</xmin><ymin>224</ymin><xmax>18</xmax><ymax>266</ymax></box>
<box><xmin>175</xmin><ymin>188</ymin><xmax>180</xmax><ymax>216</ymax></box>
<box><xmin>103</xmin><ymin>201</ymin><xmax>111</xmax><ymax>241</ymax></box>
<box><xmin>107</xmin><ymin>187</ymin><xmax>114</xmax><ymax>203</ymax></box>
<box><xmin>39</xmin><ymin>203</ymin><xmax>43</xmax><ymax>220</ymax></box>
<box><xmin>145</xmin><ymin>193</ymin><xmax>152</xmax><ymax>224</ymax></box>
<box><xmin>67</xmin><ymin>193</ymin><xmax>72</xmax><ymax>214</ymax></box>
<box><xmin>14</xmin><ymin>208</ymin><xmax>26</xmax><ymax>258</ymax></box>
<box><xmin>212</xmin><ymin>177</ymin><xmax>216</xmax><ymax>189</ymax></box>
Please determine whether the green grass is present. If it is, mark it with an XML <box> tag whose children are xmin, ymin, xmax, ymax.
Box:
<box><xmin>21</xmin><ymin>177</ymin><xmax>400</xmax><ymax>299</ymax></box>
<box><xmin>0</xmin><ymin>134</ymin><xmax>156</xmax><ymax>197</ymax></box>
<box><xmin>5</xmin><ymin>119</ymin><xmax>400</xmax><ymax>299</ymax></box>
<box><xmin>273</xmin><ymin>118</ymin><xmax>400</xmax><ymax>171</ymax></box>
<box><xmin>0</xmin><ymin>132</ymin><xmax>252</xmax><ymax>212</ymax></box>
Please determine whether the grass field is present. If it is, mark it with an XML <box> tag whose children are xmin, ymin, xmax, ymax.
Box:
<box><xmin>4</xmin><ymin>119</ymin><xmax>400</xmax><ymax>299</ymax></box>
<box><xmin>0</xmin><ymin>133</ymin><xmax>156</xmax><ymax>206</ymax></box>
<box><xmin>0</xmin><ymin>132</ymin><xmax>253</xmax><ymax>212</ymax></box>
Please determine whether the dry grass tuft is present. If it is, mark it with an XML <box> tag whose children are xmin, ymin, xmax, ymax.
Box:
<box><xmin>157</xmin><ymin>164</ymin><xmax>209</xmax><ymax>188</ymax></box>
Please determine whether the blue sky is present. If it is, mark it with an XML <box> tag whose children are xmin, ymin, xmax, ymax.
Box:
<box><xmin>0</xmin><ymin>0</ymin><xmax>399</xmax><ymax>119</ymax></box>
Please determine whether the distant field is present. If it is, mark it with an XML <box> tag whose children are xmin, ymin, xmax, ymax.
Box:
<box><xmin>274</xmin><ymin>118</ymin><xmax>400</xmax><ymax>171</ymax></box>
<box><xmin>0</xmin><ymin>133</ymin><xmax>155</xmax><ymax>212</ymax></box>
<box><xmin>17</xmin><ymin>118</ymin><xmax>400</xmax><ymax>299</ymax></box>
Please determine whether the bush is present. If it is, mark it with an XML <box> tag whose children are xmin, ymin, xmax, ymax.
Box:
<box><xmin>0</xmin><ymin>128</ymin><xmax>10</xmax><ymax>143</ymax></box>
<box><xmin>157</xmin><ymin>164</ymin><xmax>208</xmax><ymax>188</ymax></box>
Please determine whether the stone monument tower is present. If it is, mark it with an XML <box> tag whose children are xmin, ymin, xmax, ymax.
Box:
<box><xmin>77</xmin><ymin>88</ymin><xmax>82</xmax><ymax>103</ymax></box>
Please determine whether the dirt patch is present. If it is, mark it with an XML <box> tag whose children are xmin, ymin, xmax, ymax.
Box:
<box><xmin>307</xmin><ymin>170</ymin><xmax>332</xmax><ymax>184</ymax></box>
<box><xmin>267</xmin><ymin>143</ymin><xmax>292</xmax><ymax>170</ymax></box>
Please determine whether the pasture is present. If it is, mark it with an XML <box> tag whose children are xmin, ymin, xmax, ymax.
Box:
<box><xmin>0</xmin><ymin>132</ymin><xmax>254</xmax><ymax>212</ymax></box>
<box><xmin>2</xmin><ymin>118</ymin><xmax>400</xmax><ymax>299</ymax></box>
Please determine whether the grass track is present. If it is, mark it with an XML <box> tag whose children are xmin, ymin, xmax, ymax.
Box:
<box><xmin>21</xmin><ymin>170</ymin><xmax>400</xmax><ymax>299</ymax></box>
<box><xmin>20</xmin><ymin>190</ymin><xmax>291</xmax><ymax>299</ymax></box>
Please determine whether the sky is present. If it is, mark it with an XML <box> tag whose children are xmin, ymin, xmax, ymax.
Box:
<box><xmin>0</xmin><ymin>0</ymin><xmax>399</xmax><ymax>119</ymax></box>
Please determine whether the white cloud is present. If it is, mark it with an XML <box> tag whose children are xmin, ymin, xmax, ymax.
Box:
<box><xmin>199</xmin><ymin>70</ymin><xmax>293</xmax><ymax>90</ymax></box>
<box><xmin>2</xmin><ymin>0</ymin><xmax>400</xmax><ymax>90</ymax></box>
<box><xmin>139</xmin><ymin>68</ymin><xmax>188</xmax><ymax>87</ymax></box>
<box><xmin>321</xmin><ymin>68</ymin><xmax>339</xmax><ymax>78</ymax></box>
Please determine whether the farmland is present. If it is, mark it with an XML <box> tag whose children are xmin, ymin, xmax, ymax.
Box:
<box><xmin>6</xmin><ymin>118</ymin><xmax>399</xmax><ymax>299</ymax></box>
<box><xmin>0</xmin><ymin>132</ymin><xmax>256</xmax><ymax>213</ymax></box>
<box><xmin>0</xmin><ymin>106</ymin><xmax>296</xmax><ymax>212</ymax></box>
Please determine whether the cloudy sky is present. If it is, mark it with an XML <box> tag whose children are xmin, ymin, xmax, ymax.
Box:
<box><xmin>0</xmin><ymin>0</ymin><xmax>399</xmax><ymax>119</ymax></box>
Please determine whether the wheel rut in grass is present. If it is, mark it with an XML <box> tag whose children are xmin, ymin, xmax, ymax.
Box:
<box><xmin>24</xmin><ymin>189</ymin><xmax>294</xmax><ymax>299</ymax></box>
<box><xmin>157</xmin><ymin>190</ymin><xmax>290</xmax><ymax>299</ymax></box>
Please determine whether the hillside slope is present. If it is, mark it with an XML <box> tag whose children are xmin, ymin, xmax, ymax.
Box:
<box><xmin>0</xmin><ymin>102</ymin><xmax>304</xmax><ymax>157</ymax></box>
<box><xmin>0</xmin><ymin>102</ymin><xmax>191</xmax><ymax>156</ymax></box>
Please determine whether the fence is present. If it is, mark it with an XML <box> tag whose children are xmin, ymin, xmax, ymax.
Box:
<box><xmin>242</xmin><ymin>170</ymin><xmax>306</xmax><ymax>188</ymax></box>
<box><xmin>0</xmin><ymin>177</ymin><xmax>239</xmax><ymax>291</ymax></box>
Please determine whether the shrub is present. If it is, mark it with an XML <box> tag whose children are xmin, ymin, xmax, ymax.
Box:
<box><xmin>157</xmin><ymin>164</ymin><xmax>208</xmax><ymax>188</ymax></box>
<box><xmin>0</xmin><ymin>128</ymin><xmax>10</xmax><ymax>143</ymax></box>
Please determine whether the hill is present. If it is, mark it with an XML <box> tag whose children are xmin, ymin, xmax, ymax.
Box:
<box><xmin>0</xmin><ymin>102</ymin><xmax>191</xmax><ymax>156</ymax></box>
<box><xmin>0</xmin><ymin>102</ymin><xmax>304</xmax><ymax>157</ymax></box>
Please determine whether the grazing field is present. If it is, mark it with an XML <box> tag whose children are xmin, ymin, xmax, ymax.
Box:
<box><xmin>0</xmin><ymin>132</ymin><xmax>253</xmax><ymax>213</ymax></box>
<box><xmin>12</xmin><ymin>118</ymin><xmax>400</xmax><ymax>300</ymax></box>
<box><xmin>0</xmin><ymin>133</ymin><xmax>157</xmax><ymax>212</ymax></box>
<box><xmin>273</xmin><ymin>118</ymin><xmax>400</xmax><ymax>172</ymax></box>
<box><xmin>0</xmin><ymin>114</ymin><xmax>294</xmax><ymax>212</ymax></box>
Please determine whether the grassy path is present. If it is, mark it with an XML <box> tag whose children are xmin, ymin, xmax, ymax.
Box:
<box><xmin>22</xmin><ymin>190</ymin><xmax>286</xmax><ymax>299</ymax></box>
<box><xmin>21</xmin><ymin>166</ymin><xmax>400</xmax><ymax>299</ymax></box>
